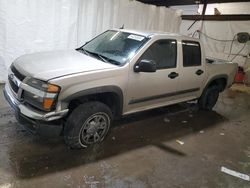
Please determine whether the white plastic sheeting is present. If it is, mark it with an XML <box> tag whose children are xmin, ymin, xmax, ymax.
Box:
<box><xmin>180</xmin><ymin>2</ymin><xmax>250</xmax><ymax>67</ymax></box>
<box><xmin>77</xmin><ymin>0</ymin><xmax>181</xmax><ymax>45</ymax></box>
<box><xmin>180</xmin><ymin>20</ymin><xmax>250</xmax><ymax>67</ymax></box>
<box><xmin>0</xmin><ymin>0</ymin><xmax>181</xmax><ymax>82</ymax></box>
<box><xmin>0</xmin><ymin>0</ymin><xmax>79</xmax><ymax>82</ymax></box>
<box><xmin>201</xmin><ymin>21</ymin><xmax>250</xmax><ymax>65</ymax></box>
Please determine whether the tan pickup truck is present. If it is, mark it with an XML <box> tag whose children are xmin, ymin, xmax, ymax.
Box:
<box><xmin>4</xmin><ymin>29</ymin><xmax>238</xmax><ymax>148</ymax></box>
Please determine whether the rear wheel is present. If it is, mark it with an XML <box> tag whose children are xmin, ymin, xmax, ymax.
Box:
<box><xmin>198</xmin><ymin>85</ymin><xmax>220</xmax><ymax>110</ymax></box>
<box><xmin>64</xmin><ymin>101</ymin><xmax>113</xmax><ymax>149</ymax></box>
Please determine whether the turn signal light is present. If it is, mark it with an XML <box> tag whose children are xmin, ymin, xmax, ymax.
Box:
<box><xmin>43</xmin><ymin>98</ymin><xmax>55</xmax><ymax>110</ymax></box>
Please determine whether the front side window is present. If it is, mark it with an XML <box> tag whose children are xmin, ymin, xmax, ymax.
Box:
<box><xmin>80</xmin><ymin>30</ymin><xmax>148</xmax><ymax>65</ymax></box>
<box><xmin>182</xmin><ymin>41</ymin><xmax>201</xmax><ymax>67</ymax></box>
<box><xmin>139</xmin><ymin>39</ymin><xmax>177</xmax><ymax>69</ymax></box>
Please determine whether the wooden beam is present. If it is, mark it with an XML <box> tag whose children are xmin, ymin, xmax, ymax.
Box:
<box><xmin>182</xmin><ymin>14</ymin><xmax>250</xmax><ymax>21</ymax></box>
<box><xmin>137</xmin><ymin>0</ymin><xmax>250</xmax><ymax>7</ymax></box>
<box><xmin>205</xmin><ymin>0</ymin><xmax>250</xmax><ymax>4</ymax></box>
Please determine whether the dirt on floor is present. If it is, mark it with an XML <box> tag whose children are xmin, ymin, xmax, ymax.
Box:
<box><xmin>0</xmin><ymin>84</ymin><xmax>250</xmax><ymax>188</ymax></box>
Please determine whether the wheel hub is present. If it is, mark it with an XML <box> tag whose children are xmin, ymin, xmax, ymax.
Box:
<box><xmin>87</xmin><ymin>121</ymin><xmax>99</xmax><ymax>134</ymax></box>
<box><xmin>80</xmin><ymin>113</ymin><xmax>109</xmax><ymax>145</ymax></box>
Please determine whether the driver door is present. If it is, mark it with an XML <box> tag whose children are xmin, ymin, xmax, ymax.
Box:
<box><xmin>125</xmin><ymin>39</ymin><xmax>180</xmax><ymax>114</ymax></box>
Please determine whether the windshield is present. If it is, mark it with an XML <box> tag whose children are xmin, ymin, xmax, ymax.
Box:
<box><xmin>80</xmin><ymin>30</ymin><xmax>148</xmax><ymax>65</ymax></box>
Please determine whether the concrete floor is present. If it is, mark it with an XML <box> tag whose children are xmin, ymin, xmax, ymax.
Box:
<box><xmin>0</xmin><ymin>84</ymin><xmax>250</xmax><ymax>188</ymax></box>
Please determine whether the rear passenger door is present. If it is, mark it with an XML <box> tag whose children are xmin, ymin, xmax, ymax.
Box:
<box><xmin>177</xmin><ymin>40</ymin><xmax>206</xmax><ymax>99</ymax></box>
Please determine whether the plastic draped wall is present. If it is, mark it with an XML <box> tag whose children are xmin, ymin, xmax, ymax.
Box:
<box><xmin>180</xmin><ymin>20</ymin><xmax>250</xmax><ymax>67</ymax></box>
<box><xmin>0</xmin><ymin>0</ymin><xmax>79</xmax><ymax>82</ymax></box>
<box><xmin>179</xmin><ymin>2</ymin><xmax>250</xmax><ymax>68</ymax></box>
<box><xmin>0</xmin><ymin>0</ymin><xmax>181</xmax><ymax>82</ymax></box>
<box><xmin>200</xmin><ymin>21</ymin><xmax>250</xmax><ymax>66</ymax></box>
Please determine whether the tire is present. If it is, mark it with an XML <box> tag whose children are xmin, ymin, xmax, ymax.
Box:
<box><xmin>64</xmin><ymin>101</ymin><xmax>113</xmax><ymax>149</ymax></box>
<box><xmin>198</xmin><ymin>85</ymin><xmax>220</xmax><ymax>111</ymax></box>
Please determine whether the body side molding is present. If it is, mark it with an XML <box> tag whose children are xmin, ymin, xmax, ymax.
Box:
<box><xmin>129</xmin><ymin>88</ymin><xmax>200</xmax><ymax>105</ymax></box>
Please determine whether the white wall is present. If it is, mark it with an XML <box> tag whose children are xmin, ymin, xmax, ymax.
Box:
<box><xmin>0</xmin><ymin>0</ymin><xmax>181</xmax><ymax>82</ymax></box>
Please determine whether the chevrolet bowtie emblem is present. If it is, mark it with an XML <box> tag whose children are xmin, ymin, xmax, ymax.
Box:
<box><xmin>9</xmin><ymin>73</ymin><xmax>14</xmax><ymax>80</ymax></box>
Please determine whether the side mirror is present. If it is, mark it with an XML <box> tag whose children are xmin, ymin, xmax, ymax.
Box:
<box><xmin>134</xmin><ymin>60</ymin><xmax>157</xmax><ymax>73</ymax></box>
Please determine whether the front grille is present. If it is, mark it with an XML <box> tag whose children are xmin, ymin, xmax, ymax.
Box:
<box><xmin>8</xmin><ymin>64</ymin><xmax>26</xmax><ymax>95</ymax></box>
<box><xmin>10</xmin><ymin>64</ymin><xmax>25</xmax><ymax>81</ymax></box>
<box><xmin>8</xmin><ymin>76</ymin><xmax>19</xmax><ymax>93</ymax></box>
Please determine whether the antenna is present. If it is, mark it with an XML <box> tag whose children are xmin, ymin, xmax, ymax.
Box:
<box><xmin>120</xmin><ymin>24</ymin><xmax>124</xmax><ymax>29</ymax></box>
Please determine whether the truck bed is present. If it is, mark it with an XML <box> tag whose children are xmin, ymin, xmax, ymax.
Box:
<box><xmin>206</xmin><ymin>57</ymin><xmax>232</xmax><ymax>65</ymax></box>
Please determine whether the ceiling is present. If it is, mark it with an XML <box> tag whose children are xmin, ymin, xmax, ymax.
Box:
<box><xmin>137</xmin><ymin>0</ymin><xmax>250</xmax><ymax>6</ymax></box>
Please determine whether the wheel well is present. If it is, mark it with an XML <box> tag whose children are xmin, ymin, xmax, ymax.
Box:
<box><xmin>207</xmin><ymin>77</ymin><xmax>227</xmax><ymax>92</ymax></box>
<box><xmin>67</xmin><ymin>92</ymin><xmax>122</xmax><ymax>118</ymax></box>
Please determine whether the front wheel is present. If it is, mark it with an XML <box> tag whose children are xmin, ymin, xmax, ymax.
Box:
<box><xmin>198</xmin><ymin>85</ymin><xmax>220</xmax><ymax>111</ymax></box>
<box><xmin>64</xmin><ymin>102</ymin><xmax>113</xmax><ymax>149</ymax></box>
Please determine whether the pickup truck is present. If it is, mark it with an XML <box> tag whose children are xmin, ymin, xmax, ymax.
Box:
<box><xmin>3</xmin><ymin>29</ymin><xmax>238</xmax><ymax>149</ymax></box>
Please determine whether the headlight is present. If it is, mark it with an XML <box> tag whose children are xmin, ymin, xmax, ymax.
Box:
<box><xmin>23</xmin><ymin>78</ymin><xmax>61</xmax><ymax>111</ymax></box>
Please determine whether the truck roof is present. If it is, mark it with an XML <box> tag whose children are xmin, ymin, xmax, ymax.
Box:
<box><xmin>114</xmin><ymin>28</ymin><xmax>199</xmax><ymax>41</ymax></box>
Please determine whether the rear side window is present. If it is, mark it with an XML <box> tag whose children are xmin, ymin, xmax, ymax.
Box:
<box><xmin>182</xmin><ymin>41</ymin><xmax>201</xmax><ymax>67</ymax></box>
<box><xmin>140</xmin><ymin>39</ymin><xmax>177</xmax><ymax>69</ymax></box>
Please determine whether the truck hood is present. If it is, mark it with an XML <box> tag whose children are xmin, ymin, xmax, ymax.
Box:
<box><xmin>13</xmin><ymin>50</ymin><xmax>116</xmax><ymax>81</ymax></box>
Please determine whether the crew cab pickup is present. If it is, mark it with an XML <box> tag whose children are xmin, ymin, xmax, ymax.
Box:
<box><xmin>3</xmin><ymin>29</ymin><xmax>238</xmax><ymax>148</ymax></box>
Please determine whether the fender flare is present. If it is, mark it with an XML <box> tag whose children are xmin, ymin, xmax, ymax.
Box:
<box><xmin>203</xmin><ymin>74</ymin><xmax>228</xmax><ymax>93</ymax></box>
<box><xmin>63</xmin><ymin>86</ymin><xmax>124</xmax><ymax>116</ymax></box>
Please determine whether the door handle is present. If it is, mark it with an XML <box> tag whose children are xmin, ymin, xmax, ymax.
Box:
<box><xmin>168</xmin><ymin>72</ymin><xmax>179</xmax><ymax>79</ymax></box>
<box><xmin>196</xmin><ymin>69</ymin><xmax>204</xmax><ymax>76</ymax></box>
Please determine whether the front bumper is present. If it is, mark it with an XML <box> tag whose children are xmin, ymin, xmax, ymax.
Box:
<box><xmin>3</xmin><ymin>83</ymin><xmax>67</xmax><ymax>137</ymax></box>
<box><xmin>4</xmin><ymin>83</ymin><xmax>69</xmax><ymax>121</ymax></box>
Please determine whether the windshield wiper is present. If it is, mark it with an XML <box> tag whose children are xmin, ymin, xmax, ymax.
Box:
<box><xmin>87</xmin><ymin>51</ymin><xmax>108</xmax><ymax>63</ymax></box>
<box><xmin>80</xmin><ymin>48</ymin><xmax>120</xmax><ymax>65</ymax></box>
<box><xmin>79</xmin><ymin>49</ymin><xmax>103</xmax><ymax>61</ymax></box>
<box><xmin>96</xmin><ymin>54</ymin><xmax>109</xmax><ymax>63</ymax></box>
<box><xmin>98</xmin><ymin>55</ymin><xmax>120</xmax><ymax>65</ymax></box>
